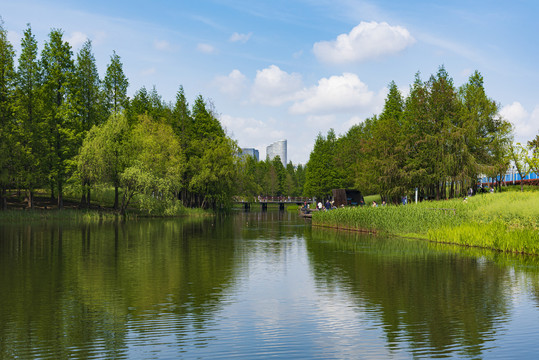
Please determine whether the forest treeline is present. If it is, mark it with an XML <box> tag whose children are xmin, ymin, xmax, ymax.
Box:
<box><xmin>303</xmin><ymin>67</ymin><xmax>539</xmax><ymax>202</ymax></box>
<box><xmin>2</xmin><ymin>19</ymin><xmax>538</xmax><ymax>213</ymax></box>
<box><xmin>0</xmin><ymin>21</ymin><xmax>305</xmax><ymax>213</ymax></box>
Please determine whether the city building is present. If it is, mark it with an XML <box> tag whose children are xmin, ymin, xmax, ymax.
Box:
<box><xmin>240</xmin><ymin>148</ymin><xmax>259</xmax><ymax>161</ymax></box>
<box><xmin>266</xmin><ymin>139</ymin><xmax>287</xmax><ymax>166</ymax></box>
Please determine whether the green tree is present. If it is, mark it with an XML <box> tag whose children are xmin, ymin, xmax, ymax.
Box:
<box><xmin>72</xmin><ymin>39</ymin><xmax>103</xmax><ymax>133</ymax></box>
<box><xmin>70</xmin><ymin>39</ymin><xmax>104</xmax><ymax>205</ymax></box>
<box><xmin>303</xmin><ymin>129</ymin><xmax>343</xmax><ymax>200</ymax></box>
<box><xmin>188</xmin><ymin>137</ymin><xmax>238</xmax><ymax>209</ymax></box>
<box><xmin>0</xmin><ymin>18</ymin><xmax>16</xmax><ymax>209</ymax></box>
<box><xmin>368</xmin><ymin>81</ymin><xmax>407</xmax><ymax>202</ymax></box>
<box><xmin>121</xmin><ymin>115</ymin><xmax>185</xmax><ymax>214</ymax></box>
<box><xmin>103</xmin><ymin>50</ymin><xmax>128</xmax><ymax>115</ymax></box>
<box><xmin>170</xmin><ymin>85</ymin><xmax>192</xmax><ymax>148</ymax></box>
<box><xmin>459</xmin><ymin>71</ymin><xmax>511</xmax><ymax>193</ymax></box>
<box><xmin>528</xmin><ymin>135</ymin><xmax>539</xmax><ymax>178</ymax></box>
<box><xmin>40</xmin><ymin>28</ymin><xmax>75</xmax><ymax>208</ymax></box>
<box><xmin>13</xmin><ymin>24</ymin><xmax>44</xmax><ymax>208</ymax></box>
<box><xmin>78</xmin><ymin>113</ymin><xmax>130</xmax><ymax>209</ymax></box>
<box><xmin>509</xmin><ymin>143</ymin><xmax>532</xmax><ymax>192</ymax></box>
<box><xmin>402</xmin><ymin>73</ymin><xmax>430</xmax><ymax>197</ymax></box>
<box><xmin>191</xmin><ymin>95</ymin><xmax>225</xmax><ymax>140</ymax></box>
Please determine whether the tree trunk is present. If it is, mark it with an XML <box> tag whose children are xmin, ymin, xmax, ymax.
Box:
<box><xmin>114</xmin><ymin>185</ymin><xmax>119</xmax><ymax>209</ymax></box>
<box><xmin>27</xmin><ymin>190</ymin><xmax>34</xmax><ymax>209</ymax></box>
<box><xmin>1</xmin><ymin>188</ymin><xmax>6</xmax><ymax>210</ymax></box>
<box><xmin>57</xmin><ymin>180</ymin><xmax>63</xmax><ymax>209</ymax></box>
<box><xmin>81</xmin><ymin>191</ymin><xmax>87</xmax><ymax>207</ymax></box>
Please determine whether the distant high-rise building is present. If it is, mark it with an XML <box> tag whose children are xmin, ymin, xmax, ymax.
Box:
<box><xmin>240</xmin><ymin>148</ymin><xmax>259</xmax><ymax>161</ymax></box>
<box><xmin>266</xmin><ymin>139</ymin><xmax>287</xmax><ymax>166</ymax></box>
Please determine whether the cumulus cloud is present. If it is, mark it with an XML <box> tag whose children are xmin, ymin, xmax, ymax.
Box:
<box><xmin>230</xmin><ymin>32</ymin><xmax>252</xmax><ymax>43</ymax></box>
<box><xmin>251</xmin><ymin>65</ymin><xmax>303</xmax><ymax>106</ymax></box>
<box><xmin>197</xmin><ymin>43</ymin><xmax>216</xmax><ymax>54</ymax></box>
<box><xmin>313</xmin><ymin>21</ymin><xmax>415</xmax><ymax>64</ymax></box>
<box><xmin>66</xmin><ymin>31</ymin><xmax>88</xmax><ymax>48</ymax></box>
<box><xmin>220</xmin><ymin>114</ymin><xmax>286</xmax><ymax>151</ymax></box>
<box><xmin>499</xmin><ymin>102</ymin><xmax>539</xmax><ymax>142</ymax></box>
<box><xmin>213</xmin><ymin>69</ymin><xmax>248</xmax><ymax>98</ymax></box>
<box><xmin>290</xmin><ymin>73</ymin><xmax>383</xmax><ymax>115</ymax></box>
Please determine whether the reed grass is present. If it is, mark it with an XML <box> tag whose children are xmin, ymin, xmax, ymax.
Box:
<box><xmin>313</xmin><ymin>191</ymin><xmax>539</xmax><ymax>255</ymax></box>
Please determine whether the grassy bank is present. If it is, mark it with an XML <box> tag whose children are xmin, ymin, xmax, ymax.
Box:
<box><xmin>312</xmin><ymin>191</ymin><xmax>539</xmax><ymax>255</ymax></box>
<box><xmin>1</xmin><ymin>188</ymin><xmax>211</xmax><ymax>223</ymax></box>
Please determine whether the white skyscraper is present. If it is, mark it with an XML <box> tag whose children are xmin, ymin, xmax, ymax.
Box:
<box><xmin>266</xmin><ymin>139</ymin><xmax>287</xmax><ymax>166</ymax></box>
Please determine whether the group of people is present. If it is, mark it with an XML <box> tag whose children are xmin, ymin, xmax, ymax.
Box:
<box><xmin>317</xmin><ymin>200</ymin><xmax>336</xmax><ymax>211</ymax></box>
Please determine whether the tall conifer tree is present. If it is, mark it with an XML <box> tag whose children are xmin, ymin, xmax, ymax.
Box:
<box><xmin>0</xmin><ymin>18</ymin><xmax>15</xmax><ymax>209</ymax></box>
<box><xmin>13</xmin><ymin>24</ymin><xmax>44</xmax><ymax>208</ymax></box>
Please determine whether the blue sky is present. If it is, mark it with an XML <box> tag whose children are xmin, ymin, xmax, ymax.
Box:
<box><xmin>2</xmin><ymin>0</ymin><xmax>539</xmax><ymax>164</ymax></box>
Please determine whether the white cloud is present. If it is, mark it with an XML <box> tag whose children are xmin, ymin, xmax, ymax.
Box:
<box><xmin>66</xmin><ymin>31</ymin><xmax>88</xmax><ymax>49</ymax></box>
<box><xmin>313</xmin><ymin>21</ymin><xmax>415</xmax><ymax>64</ymax></box>
<box><xmin>213</xmin><ymin>69</ymin><xmax>248</xmax><ymax>98</ymax></box>
<box><xmin>141</xmin><ymin>67</ymin><xmax>156</xmax><ymax>76</ymax></box>
<box><xmin>221</xmin><ymin>114</ymin><xmax>286</xmax><ymax>156</ymax></box>
<box><xmin>500</xmin><ymin>102</ymin><xmax>539</xmax><ymax>142</ymax></box>
<box><xmin>229</xmin><ymin>32</ymin><xmax>252</xmax><ymax>43</ymax></box>
<box><xmin>307</xmin><ymin>114</ymin><xmax>337</xmax><ymax>127</ymax></box>
<box><xmin>7</xmin><ymin>30</ymin><xmax>20</xmax><ymax>49</ymax></box>
<box><xmin>251</xmin><ymin>65</ymin><xmax>303</xmax><ymax>106</ymax></box>
<box><xmin>154</xmin><ymin>39</ymin><xmax>170</xmax><ymax>50</ymax></box>
<box><xmin>197</xmin><ymin>43</ymin><xmax>216</xmax><ymax>54</ymax></box>
<box><xmin>290</xmin><ymin>73</ymin><xmax>383</xmax><ymax>115</ymax></box>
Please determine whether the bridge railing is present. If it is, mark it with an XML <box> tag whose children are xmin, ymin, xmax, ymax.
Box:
<box><xmin>234</xmin><ymin>196</ymin><xmax>312</xmax><ymax>203</ymax></box>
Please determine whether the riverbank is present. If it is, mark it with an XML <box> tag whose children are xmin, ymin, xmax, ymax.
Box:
<box><xmin>0</xmin><ymin>191</ymin><xmax>209</xmax><ymax>222</ymax></box>
<box><xmin>312</xmin><ymin>190</ymin><xmax>539</xmax><ymax>255</ymax></box>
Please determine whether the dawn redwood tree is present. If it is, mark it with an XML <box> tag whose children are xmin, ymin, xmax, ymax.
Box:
<box><xmin>303</xmin><ymin>129</ymin><xmax>343</xmax><ymax>200</ymax></box>
<box><xmin>103</xmin><ymin>50</ymin><xmax>128</xmax><ymax>116</ymax></box>
<box><xmin>70</xmin><ymin>39</ymin><xmax>104</xmax><ymax>205</ymax></box>
<box><xmin>13</xmin><ymin>24</ymin><xmax>44</xmax><ymax>208</ymax></box>
<box><xmin>0</xmin><ymin>18</ymin><xmax>15</xmax><ymax>209</ymax></box>
<box><xmin>368</xmin><ymin>81</ymin><xmax>407</xmax><ymax>202</ymax></box>
<box><xmin>40</xmin><ymin>28</ymin><xmax>75</xmax><ymax>209</ymax></box>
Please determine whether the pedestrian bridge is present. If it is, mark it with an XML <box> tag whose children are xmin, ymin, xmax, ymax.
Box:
<box><xmin>234</xmin><ymin>196</ymin><xmax>311</xmax><ymax>211</ymax></box>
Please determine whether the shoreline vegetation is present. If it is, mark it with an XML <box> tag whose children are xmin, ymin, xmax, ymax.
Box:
<box><xmin>0</xmin><ymin>189</ymin><xmax>210</xmax><ymax>222</ymax></box>
<box><xmin>312</xmin><ymin>189</ymin><xmax>539</xmax><ymax>256</ymax></box>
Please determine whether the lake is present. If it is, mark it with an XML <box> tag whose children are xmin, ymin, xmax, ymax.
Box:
<box><xmin>1</xmin><ymin>210</ymin><xmax>539</xmax><ymax>359</ymax></box>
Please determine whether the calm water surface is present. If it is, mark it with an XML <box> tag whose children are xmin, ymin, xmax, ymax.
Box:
<box><xmin>2</xmin><ymin>211</ymin><xmax>539</xmax><ymax>359</ymax></box>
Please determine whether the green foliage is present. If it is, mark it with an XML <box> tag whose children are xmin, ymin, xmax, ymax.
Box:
<box><xmin>1</xmin><ymin>17</ymin><xmax>245</xmax><ymax>215</ymax></box>
<box><xmin>40</xmin><ymin>28</ymin><xmax>76</xmax><ymax>208</ymax></box>
<box><xmin>102</xmin><ymin>50</ymin><xmax>128</xmax><ymax>115</ymax></box>
<box><xmin>0</xmin><ymin>17</ymin><xmax>16</xmax><ymax>209</ymax></box>
<box><xmin>304</xmin><ymin>129</ymin><xmax>344</xmax><ymax>199</ymax></box>
<box><xmin>12</xmin><ymin>25</ymin><xmax>45</xmax><ymax>205</ymax></box>
<box><xmin>314</xmin><ymin>192</ymin><xmax>539</xmax><ymax>255</ymax></box>
<box><xmin>308</xmin><ymin>67</ymin><xmax>513</xmax><ymax>202</ymax></box>
<box><xmin>187</xmin><ymin>137</ymin><xmax>238</xmax><ymax>209</ymax></box>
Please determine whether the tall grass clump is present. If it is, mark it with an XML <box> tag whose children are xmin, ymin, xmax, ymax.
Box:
<box><xmin>313</xmin><ymin>191</ymin><xmax>539</xmax><ymax>255</ymax></box>
<box><xmin>0</xmin><ymin>209</ymin><xmax>123</xmax><ymax>223</ymax></box>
